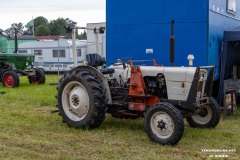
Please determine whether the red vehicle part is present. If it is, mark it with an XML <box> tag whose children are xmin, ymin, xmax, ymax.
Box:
<box><xmin>2</xmin><ymin>70</ymin><xmax>19</xmax><ymax>88</ymax></box>
<box><xmin>4</xmin><ymin>74</ymin><xmax>14</xmax><ymax>87</ymax></box>
<box><xmin>128</xmin><ymin>61</ymin><xmax>160</xmax><ymax>111</ymax></box>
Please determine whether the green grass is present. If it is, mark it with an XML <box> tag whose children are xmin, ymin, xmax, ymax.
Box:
<box><xmin>0</xmin><ymin>75</ymin><xmax>239</xmax><ymax>160</ymax></box>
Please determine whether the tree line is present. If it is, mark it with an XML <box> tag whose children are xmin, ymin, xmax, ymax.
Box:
<box><xmin>6</xmin><ymin>16</ymin><xmax>87</xmax><ymax>40</ymax></box>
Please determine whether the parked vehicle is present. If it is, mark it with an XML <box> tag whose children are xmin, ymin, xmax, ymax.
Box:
<box><xmin>0</xmin><ymin>29</ymin><xmax>45</xmax><ymax>87</ymax></box>
<box><xmin>18</xmin><ymin>39</ymin><xmax>87</xmax><ymax>73</ymax></box>
<box><xmin>56</xmin><ymin>54</ymin><xmax>220</xmax><ymax>145</ymax></box>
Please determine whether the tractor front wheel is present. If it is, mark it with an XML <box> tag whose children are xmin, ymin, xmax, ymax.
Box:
<box><xmin>2</xmin><ymin>70</ymin><xmax>19</xmax><ymax>88</ymax></box>
<box><xmin>28</xmin><ymin>68</ymin><xmax>45</xmax><ymax>84</ymax></box>
<box><xmin>144</xmin><ymin>102</ymin><xmax>184</xmax><ymax>145</ymax></box>
<box><xmin>57</xmin><ymin>68</ymin><xmax>107</xmax><ymax>129</ymax></box>
<box><xmin>186</xmin><ymin>97</ymin><xmax>220</xmax><ymax>128</ymax></box>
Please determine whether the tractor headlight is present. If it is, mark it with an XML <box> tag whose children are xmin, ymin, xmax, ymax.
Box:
<box><xmin>26</xmin><ymin>62</ymin><xmax>29</xmax><ymax>66</ymax></box>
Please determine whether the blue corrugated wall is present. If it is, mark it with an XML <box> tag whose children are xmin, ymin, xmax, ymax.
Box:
<box><xmin>106</xmin><ymin>0</ymin><xmax>240</xmax><ymax>80</ymax></box>
<box><xmin>107</xmin><ymin>0</ymin><xmax>208</xmax><ymax>67</ymax></box>
<box><xmin>209</xmin><ymin>0</ymin><xmax>240</xmax><ymax>79</ymax></box>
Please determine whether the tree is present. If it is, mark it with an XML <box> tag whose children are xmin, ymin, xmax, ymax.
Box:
<box><xmin>35</xmin><ymin>25</ymin><xmax>50</xmax><ymax>36</ymax></box>
<box><xmin>48</xmin><ymin>18</ymin><xmax>80</xmax><ymax>38</ymax></box>
<box><xmin>34</xmin><ymin>16</ymin><xmax>49</xmax><ymax>28</ymax></box>
<box><xmin>6</xmin><ymin>17</ymin><xmax>83</xmax><ymax>38</ymax></box>
<box><xmin>6</xmin><ymin>23</ymin><xmax>24</xmax><ymax>35</ymax></box>
<box><xmin>49</xmin><ymin>17</ymin><xmax>68</xmax><ymax>36</ymax></box>
<box><xmin>31</xmin><ymin>16</ymin><xmax>49</xmax><ymax>36</ymax></box>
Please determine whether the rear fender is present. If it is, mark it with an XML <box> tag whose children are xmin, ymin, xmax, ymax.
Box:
<box><xmin>1</xmin><ymin>69</ymin><xmax>15</xmax><ymax>76</ymax></box>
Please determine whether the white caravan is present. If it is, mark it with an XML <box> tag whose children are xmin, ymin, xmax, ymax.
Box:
<box><xmin>18</xmin><ymin>39</ymin><xmax>87</xmax><ymax>72</ymax></box>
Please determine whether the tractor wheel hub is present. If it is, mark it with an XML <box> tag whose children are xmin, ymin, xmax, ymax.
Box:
<box><xmin>151</xmin><ymin>111</ymin><xmax>174</xmax><ymax>138</ymax></box>
<box><xmin>69</xmin><ymin>87</ymin><xmax>84</xmax><ymax>110</ymax></box>
<box><xmin>157</xmin><ymin>120</ymin><xmax>166</xmax><ymax>130</ymax></box>
<box><xmin>199</xmin><ymin>108</ymin><xmax>208</xmax><ymax>117</ymax></box>
<box><xmin>71</xmin><ymin>95</ymin><xmax>80</xmax><ymax>107</ymax></box>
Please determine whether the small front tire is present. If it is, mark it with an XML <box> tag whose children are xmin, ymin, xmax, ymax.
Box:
<box><xmin>28</xmin><ymin>68</ymin><xmax>45</xmax><ymax>84</ymax></box>
<box><xmin>144</xmin><ymin>102</ymin><xmax>184</xmax><ymax>145</ymax></box>
<box><xmin>186</xmin><ymin>97</ymin><xmax>220</xmax><ymax>128</ymax></box>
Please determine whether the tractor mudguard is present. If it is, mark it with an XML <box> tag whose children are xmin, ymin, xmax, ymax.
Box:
<box><xmin>73</xmin><ymin>65</ymin><xmax>112</xmax><ymax>104</ymax></box>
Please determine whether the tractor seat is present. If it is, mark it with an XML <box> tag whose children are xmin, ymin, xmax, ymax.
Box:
<box><xmin>86</xmin><ymin>53</ymin><xmax>105</xmax><ymax>67</ymax></box>
<box><xmin>85</xmin><ymin>53</ymin><xmax>114</xmax><ymax>74</ymax></box>
<box><xmin>100</xmin><ymin>68</ymin><xmax>115</xmax><ymax>75</ymax></box>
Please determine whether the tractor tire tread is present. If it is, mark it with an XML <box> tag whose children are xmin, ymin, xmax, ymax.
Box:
<box><xmin>186</xmin><ymin>97</ymin><xmax>220</xmax><ymax>128</ymax></box>
<box><xmin>57</xmin><ymin>68</ymin><xmax>107</xmax><ymax>129</ymax></box>
<box><xmin>2</xmin><ymin>70</ymin><xmax>19</xmax><ymax>88</ymax></box>
<box><xmin>144</xmin><ymin>102</ymin><xmax>184</xmax><ymax>145</ymax></box>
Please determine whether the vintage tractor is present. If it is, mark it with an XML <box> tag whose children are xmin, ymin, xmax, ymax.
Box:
<box><xmin>56</xmin><ymin>54</ymin><xmax>220</xmax><ymax>145</ymax></box>
<box><xmin>0</xmin><ymin>53</ymin><xmax>45</xmax><ymax>87</ymax></box>
<box><xmin>0</xmin><ymin>29</ymin><xmax>45</xmax><ymax>87</ymax></box>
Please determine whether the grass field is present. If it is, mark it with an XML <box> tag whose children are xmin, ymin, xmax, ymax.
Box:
<box><xmin>0</xmin><ymin>75</ymin><xmax>239</xmax><ymax>160</ymax></box>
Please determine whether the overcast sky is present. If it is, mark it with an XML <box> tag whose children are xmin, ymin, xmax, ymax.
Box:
<box><xmin>0</xmin><ymin>0</ymin><xmax>106</xmax><ymax>30</ymax></box>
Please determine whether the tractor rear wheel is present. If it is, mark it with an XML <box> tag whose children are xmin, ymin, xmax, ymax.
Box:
<box><xmin>144</xmin><ymin>102</ymin><xmax>184</xmax><ymax>145</ymax></box>
<box><xmin>28</xmin><ymin>68</ymin><xmax>45</xmax><ymax>84</ymax></box>
<box><xmin>186</xmin><ymin>97</ymin><xmax>220</xmax><ymax>128</ymax></box>
<box><xmin>57</xmin><ymin>68</ymin><xmax>107</xmax><ymax>129</ymax></box>
<box><xmin>2</xmin><ymin>70</ymin><xmax>19</xmax><ymax>88</ymax></box>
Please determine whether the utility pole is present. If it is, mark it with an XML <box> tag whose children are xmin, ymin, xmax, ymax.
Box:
<box><xmin>14</xmin><ymin>28</ymin><xmax>18</xmax><ymax>53</ymax></box>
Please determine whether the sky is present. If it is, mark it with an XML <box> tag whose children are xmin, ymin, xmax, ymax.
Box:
<box><xmin>0</xmin><ymin>0</ymin><xmax>106</xmax><ymax>30</ymax></box>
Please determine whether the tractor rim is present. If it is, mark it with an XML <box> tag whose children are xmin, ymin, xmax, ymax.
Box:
<box><xmin>4</xmin><ymin>74</ymin><xmax>14</xmax><ymax>87</ymax></box>
<box><xmin>62</xmin><ymin>81</ymin><xmax>90</xmax><ymax>121</ymax></box>
<box><xmin>192</xmin><ymin>105</ymin><xmax>212</xmax><ymax>124</ymax></box>
<box><xmin>150</xmin><ymin>111</ymin><xmax>174</xmax><ymax>139</ymax></box>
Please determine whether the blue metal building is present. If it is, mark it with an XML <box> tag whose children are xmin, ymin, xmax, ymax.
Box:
<box><xmin>106</xmin><ymin>0</ymin><xmax>240</xmax><ymax>80</ymax></box>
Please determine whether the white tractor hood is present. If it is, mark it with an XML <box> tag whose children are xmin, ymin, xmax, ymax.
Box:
<box><xmin>140</xmin><ymin>66</ymin><xmax>197</xmax><ymax>101</ymax></box>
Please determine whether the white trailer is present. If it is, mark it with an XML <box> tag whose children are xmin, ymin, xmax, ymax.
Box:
<box><xmin>18</xmin><ymin>39</ymin><xmax>87</xmax><ymax>72</ymax></box>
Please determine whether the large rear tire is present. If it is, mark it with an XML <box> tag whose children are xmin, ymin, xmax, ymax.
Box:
<box><xmin>144</xmin><ymin>102</ymin><xmax>184</xmax><ymax>145</ymax></box>
<box><xmin>2</xmin><ymin>70</ymin><xmax>19</xmax><ymax>88</ymax></box>
<box><xmin>186</xmin><ymin>97</ymin><xmax>220</xmax><ymax>128</ymax></box>
<box><xmin>57</xmin><ymin>68</ymin><xmax>107</xmax><ymax>129</ymax></box>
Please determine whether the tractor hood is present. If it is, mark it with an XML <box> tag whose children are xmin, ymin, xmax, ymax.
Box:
<box><xmin>140</xmin><ymin>66</ymin><xmax>197</xmax><ymax>101</ymax></box>
<box><xmin>140</xmin><ymin>66</ymin><xmax>197</xmax><ymax>82</ymax></box>
<box><xmin>0</xmin><ymin>53</ymin><xmax>35</xmax><ymax>70</ymax></box>
<box><xmin>0</xmin><ymin>53</ymin><xmax>34</xmax><ymax>57</ymax></box>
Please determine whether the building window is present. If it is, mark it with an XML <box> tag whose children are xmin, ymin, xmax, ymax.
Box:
<box><xmin>18</xmin><ymin>50</ymin><xmax>27</xmax><ymax>53</ymax></box>
<box><xmin>53</xmin><ymin>50</ymin><xmax>66</xmax><ymax>57</ymax></box>
<box><xmin>34</xmin><ymin>50</ymin><xmax>42</xmax><ymax>56</ymax></box>
<box><xmin>227</xmin><ymin>0</ymin><xmax>236</xmax><ymax>14</ymax></box>
<box><xmin>77</xmin><ymin>49</ymin><xmax>81</xmax><ymax>57</ymax></box>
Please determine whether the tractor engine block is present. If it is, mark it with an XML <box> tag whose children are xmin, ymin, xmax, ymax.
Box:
<box><xmin>107</xmin><ymin>78</ymin><xmax>130</xmax><ymax>110</ymax></box>
<box><xmin>144</xmin><ymin>74</ymin><xmax>168</xmax><ymax>99</ymax></box>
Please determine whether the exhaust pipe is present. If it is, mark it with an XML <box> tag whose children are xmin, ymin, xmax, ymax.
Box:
<box><xmin>170</xmin><ymin>20</ymin><xmax>175</xmax><ymax>66</ymax></box>
<box><xmin>14</xmin><ymin>28</ymin><xmax>18</xmax><ymax>53</ymax></box>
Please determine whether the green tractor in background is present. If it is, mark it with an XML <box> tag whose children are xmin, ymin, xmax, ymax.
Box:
<box><xmin>0</xmin><ymin>29</ymin><xmax>45</xmax><ymax>87</ymax></box>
